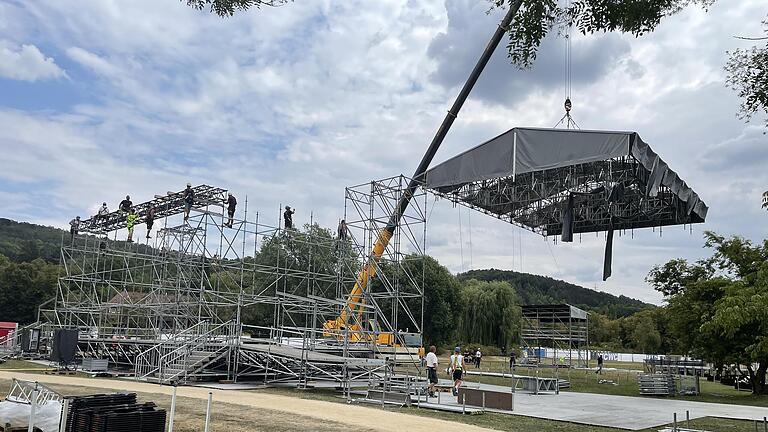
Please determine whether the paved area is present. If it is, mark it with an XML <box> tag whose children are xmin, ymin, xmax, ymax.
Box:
<box><xmin>0</xmin><ymin>372</ymin><xmax>492</xmax><ymax>432</ymax></box>
<box><xmin>433</xmin><ymin>380</ymin><xmax>768</xmax><ymax>430</ymax></box>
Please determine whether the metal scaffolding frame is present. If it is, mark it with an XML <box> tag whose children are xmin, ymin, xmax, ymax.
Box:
<box><xmin>36</xmin><ymin>179</ymin><xmax>425</xmax><ymax>390</ymax></box>
<box><xmin>520</xmin><ymin>304</ymin><xmax>589</xmax><ymax>369</ymax></box>
<box><xmin>426</xmin><ymin>156</ymin><xmax>704</xmax><ymax>237</ymax></box>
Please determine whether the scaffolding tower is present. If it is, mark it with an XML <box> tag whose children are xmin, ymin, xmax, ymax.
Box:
<box><xmin>36</xmin><ymin>179</ymin><xmax>425</xmax><ymax>390</ymax></box>
<box><xmin>520</xmin><ymin>304</ymin><xmax>589</xmax><ymax>368</ymax></box>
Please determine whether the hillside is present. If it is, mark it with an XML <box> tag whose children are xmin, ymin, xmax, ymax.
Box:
<box><xmin>0</xmin><ymin>218</ymin><xmax>653</xmax><ymax>319</ymax></box>
<box><xmin>458</xmin><ymin>268</ymin><xmax>652</xmax><ymax>318</ymax></box>
<box><xmin>0</xmin><ymin>218</ymin><xmax>65</xmax><ymax>263</ymax></box>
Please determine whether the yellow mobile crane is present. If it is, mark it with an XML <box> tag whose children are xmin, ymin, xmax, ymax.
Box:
<box><xmin>322</xmin><ymin>2</ymin><xmax>524</xmax><ymax>347</ymax></box>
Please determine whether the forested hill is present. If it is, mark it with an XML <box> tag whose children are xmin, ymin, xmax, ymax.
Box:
<box><xmin>0</xmin><ymin>218</ymin><xmax>64</xmax><ymax>263</ymax></box>
<box><xmin>458</xmin><ymin>269</ymin><xmax>652</xmax><ymax>318</ymax></box>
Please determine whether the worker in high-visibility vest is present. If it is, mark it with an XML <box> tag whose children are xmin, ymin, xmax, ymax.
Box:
<box><xmin>449</xmin><ymin>346</ymin><xmax>465</xmax><ymax>396</ymax></box>
<box><xmin>126</xmin><ymin>209</ymin><xmax>138</xmax><ymax>243</ymax></box>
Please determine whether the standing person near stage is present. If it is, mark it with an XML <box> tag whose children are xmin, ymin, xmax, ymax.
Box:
<box><xmin>509</xmin><ymin>351</ymin><xmax>516</xmax><ymax>371</ymax></box>
<box><xmin>475</xmin><ymin>348</ymin><xmax>482</xmax><ymax>368</ymax></box>
<box><xmin>126</xmin><ymin>209</ymin><xmax>138</xmax><ymax>243</ymax></box>
<box><xmin>225</xmin><ymin>193</ymin><xmax>237</xmax><ymax>228</ymax></box>
<box><xmin>283</xmin><ymin>206</ymin><xmax>295</xmax><ymax>229</ymax></box>
<box><xmin>119</xmin><ymin>195</ymin><xmax>132</xmax><ymax>214</ymax></box>
<box><xmin>183</xmin><ymin>183</ymin><xmax>195</xmax><ymax>222</ymax></box>
<box><xmin>145</xmin><ymin>204</ymin><xmax>156</xmax><ymax>239</ymax></box>
<box><xmin>69</xmin><ymin>216</ymin><xmax>81</xmax><ymax>241</ymax></box>
<box><xmin>449</xmin><ymin>346</ymin><xmax>465</xmax><ymax>396</ymax></box>
<box><xmin>425</xmin><ymin>345</ymin><xmax>438</xmax><ymax>398</ymax></box>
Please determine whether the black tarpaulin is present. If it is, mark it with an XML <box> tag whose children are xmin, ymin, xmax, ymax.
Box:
<box><xmin>424</xmin><ymin>127</ymin><xmax>708</xmax><ymax>222</ymax></box>
<box><xmin>603</xmin><ymin>228</ymin><xmax>614</xmax><ymax>281</ymax></box>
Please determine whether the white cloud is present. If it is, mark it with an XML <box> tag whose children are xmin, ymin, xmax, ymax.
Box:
<box><xmin>2</xmin><ymin>0</ymin><xmax>768</xmax><ymax>305</ymax></box>
<box><xmin>0</xmin><ymin>40</ymin><xmax>65</xmax><ymax>81</ymax></box>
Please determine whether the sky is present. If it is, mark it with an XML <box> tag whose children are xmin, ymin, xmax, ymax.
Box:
<box><xmin>1</xmin><ymin>0</ymin><xmax>766</xmax><ymax>305</ymax></box>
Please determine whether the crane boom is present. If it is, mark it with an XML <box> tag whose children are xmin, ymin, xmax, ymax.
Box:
<box><xmin>324</xmin><ymin>1</ymin><xmax>524</xmax><ymax>342</ymax></box>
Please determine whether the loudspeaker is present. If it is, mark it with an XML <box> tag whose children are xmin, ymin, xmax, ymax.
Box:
<box><xmin>51</xmin><ymin>329</ymin><xmax>79</xmax><ymax>365</ymax></box>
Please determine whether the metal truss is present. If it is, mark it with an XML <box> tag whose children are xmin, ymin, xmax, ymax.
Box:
<box><xmin>39</xmin><ymin>179</ymin><xmax>425</xmax><ymax>390</ymax></box>
<box><xmin>79</xmin><ymin>185</ymin><xmax>228</xmax><ymax>233</ymax></box>
<box><xmin>428</xmin><ymin>156</ymin><xmax>704</xmax><ymax>237</ymax></box>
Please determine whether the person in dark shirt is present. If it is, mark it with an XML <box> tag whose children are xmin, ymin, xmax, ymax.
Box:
<box><xmin>146</xmin><ymin>204</ymin><xmax>156</xmax><ymax>239</ymax></box>
<box><xmin>119</xmin><ymin>195</ymin><xmax>132</xmax><ymax>213</ymax></box>
<box><xmin>337</xmin><ymin>219</ymin><xmax>347</xmax><ymax>240</ymax></box>
<box><xmin>283</xmin><ymin>206</ymin><xmax>295</xmax><ymax>229</ymax></box>
<box><xmin>225</xmin><ymin>193</ymin><xmax>237</xmax><ymax>228</ymax></box>
<box><xmin>183</xmin><ymin>183</ymin><xmax>195</xmax><ymax>222</ymax></box>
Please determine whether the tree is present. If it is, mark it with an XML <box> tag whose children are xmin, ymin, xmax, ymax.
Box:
<box><xmin>725</xmin><ymin>17</ymin><xmax>768</xmax><ymax>128</ymax></box>
<box><xmin>0</xmin><ymin>255</ymin><xmax>59</xmax><ymax>324</ymax></box>
<box><xmin>488</xmin><ymin>0</ymin><xmax>716</xmax><ymax>68</ymax></box>
<box><xmin>185</xmin><ymin>0</ymin><xmax>291</xmax><ymax>16</ymax></box>
<box><xmin>457</xmin><ymin>279</ymin><xmax>520</xmax><ymax>349</ymax></box>
<box><xmin>647</xmin><ymin>231</ymin><xmax>768</xmax><ymax>395</ymax></box>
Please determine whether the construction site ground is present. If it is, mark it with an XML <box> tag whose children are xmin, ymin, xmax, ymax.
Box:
<box><xmin>0</xmin><ymin>367</ymin><xmax>765</xmax><ymax>432</ymax></box>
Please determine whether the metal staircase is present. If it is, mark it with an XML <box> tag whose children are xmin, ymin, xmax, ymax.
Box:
<box><xmin>135</xmin><ymin>320</ymin><xmax>237</xmax><ymax>384</ymax></box>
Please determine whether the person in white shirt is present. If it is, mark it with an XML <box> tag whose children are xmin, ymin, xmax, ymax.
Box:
<box><xmin>449</xmin><ymin>346</ymin><xmax>465</xmax><ymax>396</ymax></box>
<box><xmin>425</xmin><ymin>345</ymin><xmax>438</xmax><ymax>397</ymax></box>
<box><xmin>475</xmin><ymin>349</ymin><xmax>482</xmax><ymax>368</ymax></box>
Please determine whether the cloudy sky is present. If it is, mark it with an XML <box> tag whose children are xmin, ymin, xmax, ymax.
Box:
<box><xmin>1</xmin><ymin>0</ymin><xmax>766</xmax><ymax>304</ymax></box>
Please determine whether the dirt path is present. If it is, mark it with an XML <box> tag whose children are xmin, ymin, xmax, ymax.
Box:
<box><xmin>0</xmin><ymin>371</ymin><xmax>493</xmax><ymax>432</ymax></box>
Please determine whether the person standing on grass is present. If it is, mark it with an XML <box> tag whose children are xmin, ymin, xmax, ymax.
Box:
<box><xmin>449</xmin><ymin>346</ymin><xmax>465</xmax><ymax>396</ymax></box>
<box><xmin>509</xmin><ymin>351</ymin><xmax>516</xmax><ymax>371</ymax></box>
<box><xmin>425</xmin><ymin>345</ymin><xmax>438</xmax><ymax>398</ymax></box>
<box><xmin>596</xmin><ymin>354</ymin><xmax>604</xmax><ymax>374</ymax></box>
<box><xmin>475</xmin><ymin>348</ymin><xmax>482</xmax><ymax>368</ymax></box>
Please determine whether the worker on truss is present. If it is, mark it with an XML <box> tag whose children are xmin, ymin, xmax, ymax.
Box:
<box><xmin>225</xmin><ymin>192</ymin><xmax>237</xmax><ymax>228</ymax></box>
<box><xmin>283</xmin><ymin>205</ymin><xmax>295</xmax><ymax>229</ymax></box>
<box><xmin>97</xmin><ymin>202</ymin><xmax>109</xmax><ymax>224</ymax></box>
<box><xmin>183</xmin><ymin>183</ymin><xmax>195</xmax><ymax>222</ymax></box>
<box><xmin>126</xmin><ymin>209</ymin><xmax>137</xmax><ymax>243</ymax></box>
<box><xmin>337</xmin><ymin>219</ymin><xmax>347</xmax><ymax>240</ymax></box>
<box><xmin>145</xmin><ymin>204</ymin><xmax>156</xmax><ymax>239</ymax></box>
<box><xmin>119</xmin><ymin>195</ymin><xmax>132</xmax><ymax>214</ymax></box>
<box><xmin>69</xmin><ymin>216</ymin><xmax>80</xmax><ymax>242</ymax></box>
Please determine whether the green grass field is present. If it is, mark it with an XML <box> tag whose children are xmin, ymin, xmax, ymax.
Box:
<box><xmin>442</xmin><ymin>356</ymin><xmax>768</xmax><ymax>408</ymax></box>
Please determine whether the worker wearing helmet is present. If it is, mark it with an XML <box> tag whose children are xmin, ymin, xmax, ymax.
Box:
<box><xmin>69</xmin><ymin>216</ymin><xmax>81</xmax><ymax>242</ymax></box>
<box><xmin>98</xmin><ymin>202</ymin><xmax>110</xmax><ymax>224</ymax></box>
<box><xmin>145</xmin><ymin>204</ymin><xmax>156</xmax><ymax>239</ymax></box>
<box><xmin>126</xmin><ymin>209</ymin><xmax>138</xmax><ymax>243</ymax></box>
<box><xmin>225</xmin><ymin>192</ymin><xmax>237</xmax><ymax>228</ymax></box>
<box><xmin>183</xmin><ymin>183</ymin><xmax>195</xmax><ymax>222</ymax></box>
<box><xmin>449</xmin><ymin>346</ymin><xmax>465</xmax><ymax>396</ymax></box>
<box><xmin>283</xmin><ymin>205</ymin><xmax>295</xmax><ymax>230</ymax></box>
<box><xmin>119</xmin><ymin>195</ymin><xmax>132</xmax><ymax>214</ymax></box>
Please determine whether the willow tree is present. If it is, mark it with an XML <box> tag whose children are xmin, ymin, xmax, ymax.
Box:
<box><xmin>457</xmin><ymin>279</ymin><xmax>520</xmax><ymax>349</ymax></box>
